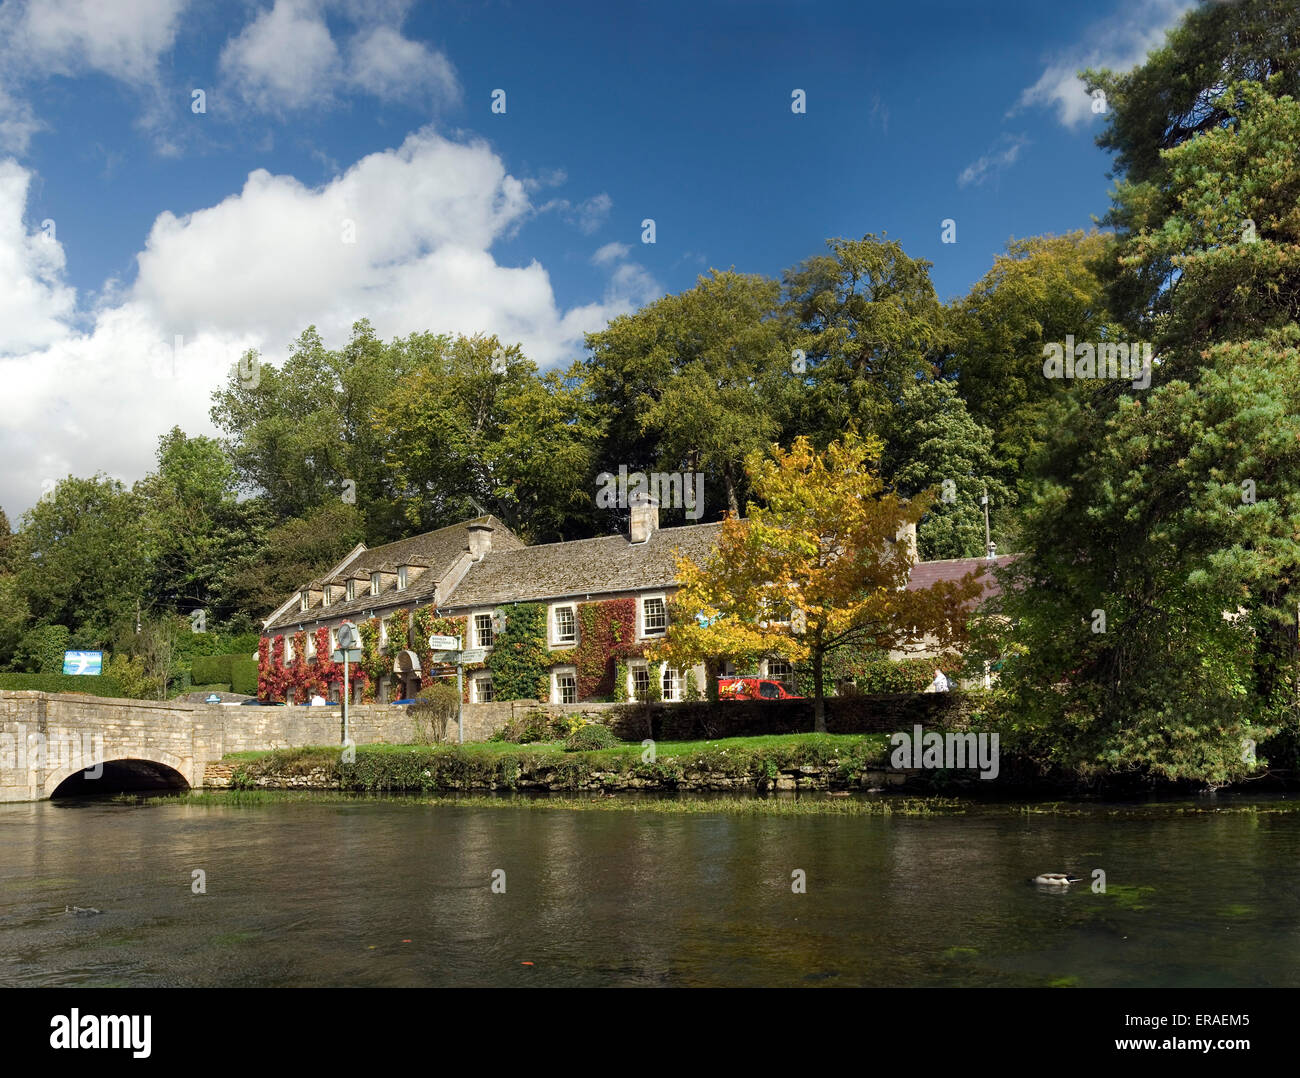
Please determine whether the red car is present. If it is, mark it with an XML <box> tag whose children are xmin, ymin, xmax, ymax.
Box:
<box><xmin>718</xmin><ymin>677</ymin><xmax>802</xmax><ymax>701</ymax></box>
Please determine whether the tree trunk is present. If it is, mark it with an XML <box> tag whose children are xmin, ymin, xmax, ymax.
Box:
<box><xmin>705</xmin><ymin>656</ymin><xmax>720</xmax><ymax>703</ymax></box>
<box><xmin>812</xmin><ymin>648</ymin><xmax>826</xmax><ymax>733</ymax></box>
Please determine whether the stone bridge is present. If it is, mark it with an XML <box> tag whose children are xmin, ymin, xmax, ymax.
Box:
<box><xmin>0</xmin><ymin>691</ymin><xmax>466</xmax><ymax>802</ymax></box>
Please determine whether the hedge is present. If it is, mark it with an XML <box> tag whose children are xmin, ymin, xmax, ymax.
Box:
<box><xmin>230</xmin><ymin>656</ymin><xmax>259</xmax><ymax>695</ymax></box>
<box><xmin>191</xmin><ymin>653</ymin><xmax>259</xmax><ymax>693</ymax></box>
<box><xmin>0</xmin><ymin>673</ymin><xmax>124</xmax><ymax>697</ymax></box>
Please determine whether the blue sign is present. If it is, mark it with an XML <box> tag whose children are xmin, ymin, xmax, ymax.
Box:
<box><xmin>62</xmin><ymin>650</ymin><xmax>103</xmax><ymax>676</ymax></box>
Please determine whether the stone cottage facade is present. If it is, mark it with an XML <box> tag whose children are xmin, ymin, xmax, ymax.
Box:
<box><xmin>259</xmin><ymin>496</ymin><xmax>1008</xmax><ymax>704</ymax></box>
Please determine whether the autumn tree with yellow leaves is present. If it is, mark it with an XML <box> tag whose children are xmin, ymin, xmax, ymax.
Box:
<box><xmin>648</xmin><ymin>432</ymin><xmax>983</xmax><ymax>731</ymax></box>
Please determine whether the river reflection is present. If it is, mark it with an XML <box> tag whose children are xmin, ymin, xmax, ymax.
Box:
<box><xmin>1</xmin><ymin>795</ymin><xmax>1297</xmax><ymax>986</ymax></box>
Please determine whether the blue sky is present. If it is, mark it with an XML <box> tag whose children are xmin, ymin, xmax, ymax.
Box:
<box><xmin>0</xmin><ymin>0</ymin><xmax>1196</xmax><ymax>516</ymax></box>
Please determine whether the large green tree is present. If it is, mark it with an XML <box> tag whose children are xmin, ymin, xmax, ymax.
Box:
<box><xmin>994</xmin><ymin>76</ymin><xmax>1300</xmax><ymax>786</ymax></box>
<box><xmin>584</xmin><ymin>270</ymin><xmax>793</xmax><ymax>518</ymax></box>
<box><xmin>13</xmin><ymin>475</ymin><xmax>149</xmax><ymax>642</ymax></box>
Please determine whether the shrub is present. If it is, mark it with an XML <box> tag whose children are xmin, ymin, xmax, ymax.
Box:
<box><xmin>409</xmin><ymin>682</ymin><xmax>460</xmax><ymax>743</ymax></box>
<box><xmin>500</xmin><ymin>707</ymin><xmax>553</xmax><ymax>743</ymax></box>
<box><xmin>854</xmin><ymin>658</ymin><xmax>936</xmax><ymax>694</ymax></box>
<box><xmin>0</xmin><ymin>672</ymin><xmax>124</xmax><ymax>696</ymax></box>
<box><xmin>564</xmin><ymin>723</ymin><xmax>619</xmax><ymax>751</ymax></box>
<box><xmin>230</xmin><ymin>656</ymin><xmax>259</xmax><ymax>695</ymax></box>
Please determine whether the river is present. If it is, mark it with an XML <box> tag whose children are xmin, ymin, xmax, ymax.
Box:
<box><xmin>2</xmin><ymin>794</ymin><xmax>1297</xmax><ymax>987</ymax></box>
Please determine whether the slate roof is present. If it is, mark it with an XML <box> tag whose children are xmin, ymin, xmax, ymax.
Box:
<box><xmin>265</xmin><ymin>515</ymin><xmax>524</xmax><ymax>630</ymax></box>
<box><xmin>440</xmin><ymin>522</ymin><xmax>726</xmax><ymax>609</ymax></box>
<box><xmin>264</xmin><ymin>510</ymin><xmax>1016</xmax><ymax>633</ymax></box>
<box><xmin>905</xmin><ymin>555</ymin><xmax>1016</xmax><ymax>602</ymax></box>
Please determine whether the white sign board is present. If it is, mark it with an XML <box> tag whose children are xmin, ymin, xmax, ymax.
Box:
<box><xmin>428</xmin><ymin>635</ymin><xmax>460</xmax><ymax>650</ymax></box>
<box><xmin>331</xmin><ymin>649</ymin><xmax>363</xmax><ymax>663</ymax></box>
<box><xmin>460</xmin><ymin>648</ymin><xmax>487</xmax><ymax>664</ymax></box>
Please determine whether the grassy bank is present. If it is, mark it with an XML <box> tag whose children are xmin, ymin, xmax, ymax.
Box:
<box><xmin>225</xmin><ymin>733</ymin><xmax>894</xmax><ymax>793</ymax></box>
<box><xmin>135</xmin><ymin>787</ymin><xmax>1300</xmax><ymax>818</ymax></box>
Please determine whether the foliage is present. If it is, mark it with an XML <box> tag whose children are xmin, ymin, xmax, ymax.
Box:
<box><xmin>853</xmin><ymin>658</ymin><xmax>937</xmax><ymax>694</ymax></box>
<box><xmin>409</xmin><ymin>681</ymin><xmax>461</xmax><ymax>743</ymax></box>
<box><xmin>0</xmin><ymin>672</ymin><xmax>123</xmax><ymax>696</ymax></box>
<box><xmin>485</xmin><ymin>603</ymin><xmax>549</xmax><ymax>702</ymax></box>
<box><xmin>572</xmin><ymin>598</ymin><xmax>638</xmax><ymax>699</ymax></box>
<box><xmin>650</xmin><ymin>431</ymin><xmax>982</xmax><ymax>730</ymax></box>
<box><xmin>106</xmin><ymin>652</ymin><xmax>163</xmax><ymax>700</ymax></box>
<box><xmin>563</xmin><ymin>723</ymin><xmax>620</xmax><ymax>751</ymax></box>
<box><xmin>585</xmin><ymin>270</ymin><xmax>792</xmax><ymax>516</ymax></box>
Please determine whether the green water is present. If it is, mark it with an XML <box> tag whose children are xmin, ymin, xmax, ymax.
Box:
<box><xmin>1</xmin><ymin>794</ymin><xmax>1297</xmax><ymax>986</ymax></box>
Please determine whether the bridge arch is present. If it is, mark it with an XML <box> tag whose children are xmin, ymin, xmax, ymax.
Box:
<box><xmin>45</xmin><ymin>750</ymin><xmax>193</xmax><ymax>799</ymax></box>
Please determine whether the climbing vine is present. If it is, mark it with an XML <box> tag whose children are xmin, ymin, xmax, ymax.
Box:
<box><xmin>486</xmin><ymin>602</ymin><xmax>550</xmax><ymax>701</ymax></box>
<box><xmin>573</xmin><ymin>598</ymin><xmax>639</xmax><ymax>699</ymax></box>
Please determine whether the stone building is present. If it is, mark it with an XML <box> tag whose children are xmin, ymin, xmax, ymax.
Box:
<box><xmin>259</xmin><ymin>496</ymin><xmax>1008</xmax><ymax>704</ymax></box>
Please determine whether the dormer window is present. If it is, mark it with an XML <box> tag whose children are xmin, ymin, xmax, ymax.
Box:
<box><xmin>322</xmin><ymin>585</ymin><xmax>331</xmax><ymax>607</ymax></box>
<box><xmin>370</xmin><ymin>572</ymin><xmax>381</xmax><ymax>597</ymax></box>
<box><xmin>299</xmin><ymin>590</ymin><xmax>310</xmax><ymax>612</ymax></box>
<box><xmin>346</xmin><ymin>579</ymin><xmax>355</xmax><ymax>602</ymax></box>
<box><xmin>397</xmin><ymin>566</ymin><xmax>408</xmax><ymax>591</ymax></box>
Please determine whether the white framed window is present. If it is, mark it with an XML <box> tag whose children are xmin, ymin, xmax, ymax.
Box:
<box><xmin>370</xmin><ymin>572</ymin><xmax>381</xmax><ymax>597</ymax></box>
<box><xmin>552</xmin><ymin>604</ymin><xmax>577</xmax><ymax>645</ymax></box>
<box><xmin>379</xmin><ymin>619</ymin><xmax>388</xmax><ymax>649</ymax></box>
<box><xmin>321</xmin><ymin>586</ymin><xmax>331</xmax><ymax>607</ymax></box>
<box><xmin>474</xmin><ymin>613</ymin><xmax>494</xmax><ymax>649</ymax></box>
<box><xmin>641</xmin><ymin>595</ymin><xmax>667</xmax><ymax>637</ymax></box>
<box><xmin>306</xmin><ymin>633</ymin><xmax>316</xmax><ymax>658</ymax></box>
<box><xmin>552</xmin><ymin>667</ymin><xmax>578</xmax><ymax>705</ymax></box>
<box><xmin>629</xmin><ymin>661</ymin><xmax>650</xmax><ymax>702</ymax></box>
<box><xmin>766</xmin><ymin>659</ymin><xmax>793</xmax><ymax>688</ymax></box>
<box><xmin>285</xmin><ymin>636</ymin><xmax>295</xmax><ymax>662</ymax></box>
<box><xmin>661</xmin><ymin>665</ymin><xmax>680</xmax><ymax>702</ymax></box>
<box><xmin>346</xmin><ymin>579</ymin><xmax>355</xmax><ymax>602</ymax></box>
<box><xmin>398</xmin><ymin>566</ymin><xmax>408</xmax><ymax>590</ymax></box>
<box><xmin>473</xmin><ymin>675</ymin><xmax>494</xmax><ymax>703</ymax></box>
<box><xmin>329</xmin><ymin>628</ymin><xmax>337</xmax><ymax>652</ymax></box>
<box><xmin>300</xmin><ymin>590</ymin><xmax>310</xmax><ymax>612</ymax></box>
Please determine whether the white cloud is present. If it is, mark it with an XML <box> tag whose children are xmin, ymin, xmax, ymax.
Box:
<box><xmin>0</xmin><ymin>0</ymin><xmax>189</xmax><ymax>153</ymax></box>
<box><xmin>0</xmin><ymin>160</ymin><xmax>77</xmax><ymax>353</ymax></box>
<box><xmin>346</xmin><ymin>25</ymin><xmax>459</xmax><ymax>106</ymax></box>
<box><xmin>591</xmin><ymin>241</ymin><xmax>629</xmax><ymax>265</ymax></box>
<box><xmin>1013</xmin><ymin>0</ymin><xmax>1197</xmax><ymax>129</ymax></box>
<box><xmin>219</xmin><ymin>0</ymin><xmax>341</xmax><ymax>113</ymax></box>
<box><xmin>9</xmin><ymin>0</ymin><xmax>188</xmax><ymax>84</ymax></box>
<box><xmin>220</xmin><ymin>0</ymin><xmax>460</xmax><ymax>114</ymax></box>
<box><xmin>540</xmin><ymin>191</ymin><xmax>613</xmax><ymax>235</ymax></box>
<box><xmin>957</xmin><ymin>134</ymin><xmax>1028</xmax><ymax>188</ymax></box>
<box><xmin>0</xmin><ymin>132</ymin><xmax>656</xmax><ymax>516</ymax></box>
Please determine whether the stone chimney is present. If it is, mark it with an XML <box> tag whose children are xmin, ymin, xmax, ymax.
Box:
<box><xmin>895</xmin><ymin>521</ymin><xmax>918</xmax><ymax>562</ymax></box>
<box><xmin>467</xmin><ymin>522</ymin><xmax>494</xmax><ymax>561</ymax></box>
<box><xmin>629</xmin><ymin>492</ymin><xmax>659</xmax><ymax>544</ymax></box>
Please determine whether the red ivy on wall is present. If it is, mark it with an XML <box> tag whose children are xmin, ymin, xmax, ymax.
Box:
<box><xmin>573</xmin><ymin>598</ymin><xmax>640</xmax><ymax>699</ymax></box>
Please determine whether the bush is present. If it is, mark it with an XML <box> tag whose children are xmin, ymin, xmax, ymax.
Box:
<box><xmin>0</xmin><ymin>672</ymin><xmax>123</xmax><ymax>696</ymax></box>
<box><xmin>410</xmin><ymin>682</ymin><xmax>460</xmax><ymax>743</ymax></box>
<box><xmin>230</xmin><ymin>657</ymin><xmax>259</xmax><ymax>695</ymax></box>
<box><xmin>190</xmin><ymin>654</ymin><xmax>232</xmax><ymax>687</ymax></box>
<box><xmin>853</xmin><ymin>658</ymin><xmax>936</xmax><ymax>694</ymax></box>
<box><xmin>500</xmin><ymin>707</ymin><xmax>553</xmax><ymax>743</ymax></box>
<box><xmin>564</xmin><ymin>723</ymin><xmax>619</xmax><ymax>751</ymax></box>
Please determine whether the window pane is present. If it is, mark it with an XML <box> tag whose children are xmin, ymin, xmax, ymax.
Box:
<box><xmin>476</xmin><ymin>677</ymin><xmax>494</xmax><ymax>702</ymax></box>
<box><xmin>475</xmin><ymin>614</ymin><xmax>494</xmax><ymax>648</ymax></box>
<box><xmin>555</xmin><ymin>606</ymin><xmax>576</xmax><ymax>642</ymax></box>
<box><xmin>632</xmin><ymin>667</ymin><xmax>649</xmax><ymax>701</ymax></box>
<box><xmin>558</xmin><ymin>673</ymin><xmax>577</xmax><ymax>704</ymax></box>
<box><xmin>643</xmin><ymin>598</ymin><xmax>666</xmax><ymax>633</ymax></box>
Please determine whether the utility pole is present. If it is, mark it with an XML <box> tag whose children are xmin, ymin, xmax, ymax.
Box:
<box><xmin>981</xmin><ymin>484</ymin><xmax>992</xmax><ymax>558</ymax></box>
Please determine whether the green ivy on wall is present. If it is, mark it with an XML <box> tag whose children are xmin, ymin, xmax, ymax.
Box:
<box><xmin>485</xmin><ymin>602</ymin><xmax>550</xmax><ymax>702</ymax></box>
